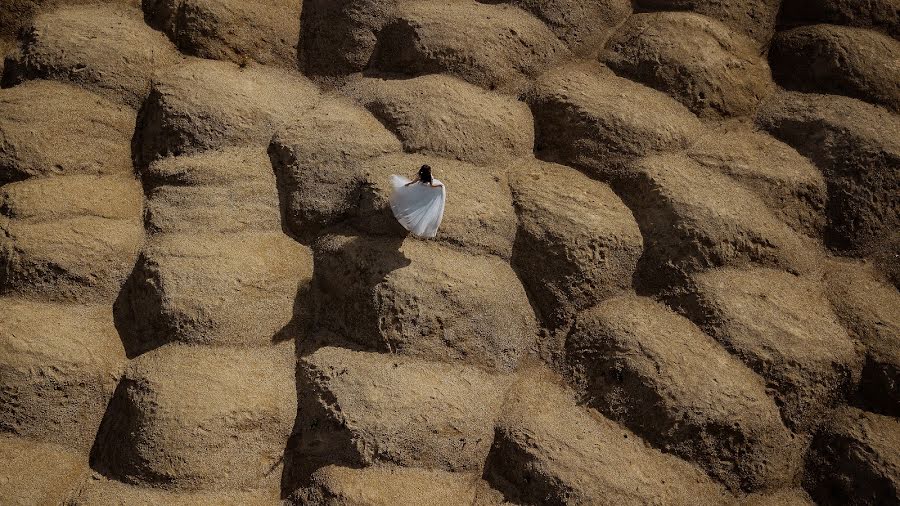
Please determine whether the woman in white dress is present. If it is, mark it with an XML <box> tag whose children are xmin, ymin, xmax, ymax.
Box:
<box><xmin>389</xmin><ymin>164</ymin><xmax>446</xmax><ymax>238</ymax></box>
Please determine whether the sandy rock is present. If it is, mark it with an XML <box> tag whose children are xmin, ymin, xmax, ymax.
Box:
<box><xmin>92</xmin><ymin>343</ymin><xmax>296</xmax><ymax>491</ymax></box>
<box><xmin>804</xmin><ymin>407</ymin><xmax>900</xmax><ymax>505</ymax></box>
<box><xmin>351</xmin><ymin>153</ymin><xmax>518</xmax><ymax>259</ymax></box>
<box><xmin>371</xmin><ymin>1</ymin><xmax>569</xmax><ymax>91</ymax></box>
<box><xmin>0</xmin><ymin>175</ymin><xmax>144</xmax><ymax>303</ymax></box>
<box><xmin>687</xmin><ymin>125</ymin><xmax>827</xmax><ymax>238</ymax></box>
<box><xmin>493</xmin><ymin>0</ymin><xmax>631</xmax><ymax>53</ymax></box>
<box><xmin>268</xmin><ymin>96</ymin><xmax>403</xmax><ymax>241</ymax></box>
<box><xmin>0</xmin><ymin>0</ymin><xmax>141</xmax><ymax>38</ymax></box>
<box><xmin>297</xmin><ymin>347</ymin><xmax>511</xmax><ymax>473</ymax></box>
<box><xmin>135</xmin><ymin>58</ymin><xmax>319</xmax><ymax>167</ymax></box>
<box><xmin>4</xmin><ymin>4</ymin><xmax>180</xmax><ymax>107</ymax></box>
<box><xmin>124</xmin><ymin>231</ymin><xmax>312</xmax><ymax>348</ymax></box>
<box><xmin>602</xmin><ymin>12</ymin><xmax>774</xmax><ymax>119</ymax></box>
<box><xmin>484</xmin><ymin>369</ymin><xmax>731</xmax><ymax>505</ymax></box>
<box><xmin>143</xmin><ymin>0</ymin><xmax>301</xmax><ymax>68</ymax></box>
<box><xmin>780</xmin><ymin>0</ymin><xmax>899</xmax><ymax>39</ymax></box>
<box><xmin>313</xmin><ymin>234</ymin><xmax>537</xmax><ymax>372</ymax></box>
<box><xmin>740</xmin><ymin>488</ymin><xmax>815</xmax><ymax>506</ymax></box>
<box><xmin>0</xmin><ymin>435</ymin><xmax>87</xmax><ymax>505</ymax></box>
<box><xmin>568</xmin><ymin>295</ymin><xmax>802</xmax><ymax>492</ymax></box>
<box><xmin>824</xmin><ymin>259</ymin><xmax>900</xmax><ymax>415</ymax></box>
<box><xmin>509</xmin><ymin>160</ymin><xmax>643</xmax><ymax>327</ymax></box>
<box><xmin>757</xmin><ymin>91</ymin><xmax>900</xmax><ymax>255</ymax></box>
<box><xmin>68</xmin><ymin>476</ymin><xmax>279</xmax><ymax>505</ymax></box>
<box><xmin>342</xmin><ymin>74</ymin><xmax>534</xmax><ymax>165</ymax></box>
<box><xmin>615</xmin><ymin>154</ymin><xmax>821</xmax><ymax>291</ymax></box>
<box><xmin>0</xmin><ymin>299</ymin><xmax>126</xmax><ymax>451</ymax></box>
<box><xmin>771</xmin><ymin>24</ymin><xmax>900</xmax><ymax>112</ymax></box>
<box><xmin>634</xmin><ymin>0</ymin><xmax>781</xmax><ymax>47</ymax></box>
<box><xmin>673</xmin><ymin>267</ymin><xmax>864</xmax><ymax>432</ymax></box>
<box><xmin>0</xmin><ymin>80</ymin><xmax>134</xmax><ymax>184</ymax></box>
<box><xmin>528</xmin><ymin>62</ymin><xmax>702</xmax><ymax>176</ymax></box>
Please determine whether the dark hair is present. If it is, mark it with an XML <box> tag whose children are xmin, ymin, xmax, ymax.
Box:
<box><xmin>418</xmin><ymin>164</ymin><xmax>433</xmax><ymax>184</ymax></box>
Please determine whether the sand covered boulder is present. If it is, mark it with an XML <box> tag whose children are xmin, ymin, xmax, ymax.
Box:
<box><xmin>143</xmin><ymin>0</ymin><xmax>301</xmax><ymax>68</ymax></box>
<box><xmin>0</xmin><ymin>299</ymin><xmax>126</xmax><ymax>451</ymax></box>
<box><xmin>69</xmin><ymin>477</ymin><xmax>278</xmax><ymax>506</ymax></box>
<box><xmin>135</xmin><ymin>58</ymin><xmax>319</xmax><ymax>167</ymax></box>
<box><xmin>634</xmin><ymin>0</ymin><xmax>781</xmax><ymax>47</ymax></box>
<box><xmin>297</xmin><ymin>347</ymin><xmax>511</xmax><ymax>472</ymax></box>
<box><xmin>568</xmin><ymin>295</ymin><xmax>802</xmax><ymax>492</ymax></box>
<box><xmin>372</xmin><ymin>1</ymin><xmax>569</xmax><ymax>91</ymax></box>
<box><xmin>741</xmin><ymin>488</ymin><xmax>816</xmax><ymax>506</ymax></box>
<box><xmin>824</xmin><ymin>259</ymin><xmax>900</xmax><ymax>415</ymax></box>
<box><xmin>615</xmin><ymin>154</ymin><xmax>820</xmax><ymax>291</ymax></box>
<box><xmin>4</xmin><ymin>4</ymin><xmax>180</xmax><ymax>107</ymax></box>
<box><xmin>674</xmin><ymin>267</ymin><xmax>864</xmax><ymax>432</ymax></box>
<box><xmin>528</xmin><ymin>62</ymin><xmax>702</xmax><ymax>176</ymax></box>
<box><xmin>342</xmin><ymin>74</ymin><xmax>534</xmax><ymax>165</ymax></box>
<box><xmin>687</xmin><ymin>125</ymin><xmax>827</xmax><ymax>238</ymax></box>
<box><xmin>268</xmin><ymin>96</ymin><xmax>402</xmax><ymax>241</ymax></box>
<box><xmin>484</xmin><ymin>369</ymin><xmax>730</xmax><ymax>504</ymax></box>
<box><xmin>509</xmin><ymin>160</ymin><xmax>643</xmax><ymax>327</ymax></box>
<box><xmin>757</xmin><ymin>91</ymin><xmax>900</xmax><ymax>255</ymax></box>
<box><xmin>602</xmin><ymin>12</ymin><xmax>773</xmax><ymax>119</ymax></box>
<box><xmin>804</xmin><ymin>407</ymin><xmax>900</xmax><ymax>505</ymax></box>
<box><xmin>0</xmin><ymin>435</ymin><xmax>87</xmax><ymax>505</ymax></box>
<box><xmin>351</xmin><ymin>154</ymin><xmax>517</xmax><ymax>258</ymax></box>
<box><xmin>314</xmin><ymin>234</ymin><xmax>537</xmax><ymax>371</ymax></box>
<box><xmin>780</xmin><ymin>0</ymin><xmax>899</xmax><ymax>39</ymax></box>
<box><xmin>0</xmin><ymin>81</ymin><xmax>134</xmax><ymax>184</ymax></box>
<box><xmin>771</xmin><ymin>25</ymin><xmax>900</xmax><ymax>112</ymax></box>
<box><xmin>92</xmin><ymin>343</ymin><xmax>296</xmax><ymax>491</ymax></box>
<box><xmin>0</xmin><ymin>175</ymin><xmax>144</xmax><ymax>303</ymax></box>
<box><xmin>124</xmin><ymin>232</ymin><xmax>312</xmax><ymax>348</ymax></box>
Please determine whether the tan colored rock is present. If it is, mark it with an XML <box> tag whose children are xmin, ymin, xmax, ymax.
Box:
<box><xmin>602</xmin><ymin>12</ymin><xmax>774</xmax><ymax>119</ymax></box>
<box><xmin>484</xmin><ymin>369</ymin><xmax>731</xmax><ymax>505</ymax></box>
<box><xmin>803</xmin><ymin>407</ymin><xmax>900</xmax><ymax>505</ymax></box>
<box><xmin>741</xmin><ymin>488</ymin><xmax>815</xmax><ymax>506</ymax></box>
<box><xmin>780</xmin><ymin>0</ymin><xmax>899</xmax><ymax>39</ymax></box>
<box><xmin>688</xmin><ymin>125</ymin><xmax>827</xmax><ymax>238</ymax></box>
<box><xmin>509</xmin><ymin>160</ymin><xmax>643</xmax><ymax>327</ymax></box>
<box><xmin>528</xmin><ymin>62</ymin><xmax>702</xmax><ymax>176</ymax></box>
<box><xmin>5</xmin><ymin>4</ymin><xmax>180</xmax><ymax>107</ymax></box>
<box><xmin>0</xmin><ymin>80</ymin><xmax>135</xmax><ymax>184</ymax></box>
<box><xmin>568</xmin><ymin>295</ymin><xmax>802</xmax><ymax>492</ymax></box>
<box><xmin>0</xmin><ymin>435</ymin><xmax>87</xmax><ymax>505</ymax></box>
<box><xmin>771</xmin><ymin>25</ymin><xmax>900</xmax><ymax>112</ymax></box>
<box><xmin>297</xmin><ymin>347</ymin><xmax>511</xmax><ymax>473</ymax></box>
<box><xmin>124</xmin><ymin>232</ymin><xmax>312</xmax><ymax>348</ymax></box>
<box><xmin>0</xmin><ymin>299</ymin><xmax>126</xmax><ymax>451</ymax></box>
<box><xmin>313</xmin><ymin>234</ymin><xmax>537</xmax><ymax>371</ymax></box>
<box><xmin>69</xmin><ymin>476</ymin><xmax>279</xmax><ymax>505</ymax></box>
<box><xmin>674</xmin><ymin>267</ymin><xmax>864</xmax><ymax>432</ymax></box>
<box><xmin>342</xmin><ymin>74</ymin><xmax>534</xmax><ymax>165</ymax></box>
<box><xmin>143</xmin><ymin>0</ymin><xmax>301</xmax><ymax>68</ymax></box>
<box><xmin>92</xmin><ymin>343</ymin><xmax>296</xmax><ymax>491</ymax></box>
<box><xmin>495</xmin><ymin>0</ymin><xmax>631</xmax><ymax>52</ymax></box>
<box><xmin>0</xmin><ymin>0</ymin><xmax>141</xmax><ymax>38</ymax></box>
<box><xmin>824</xmin><ymin>258</ymin><xmax>900</xmax><ymax>415</ymax></box>
<box><xmin>372</xmin><ymin>1</ymin><xmax>569</xmax><ymax>91</ymax></box>
<box><xmin>634</xmin><ymin>0</ymin><xmax>781</xmax><ymax>47</ymax></box>
<box><xmin>757</xmin><ymin>91</ymin><xmax>900</xmax><ymax>256</ymax></box>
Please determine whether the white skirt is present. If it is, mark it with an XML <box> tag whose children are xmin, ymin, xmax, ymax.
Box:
<box><xmin>389</xmin><ymin>175</ymin><xmax>446</xmax><ymax>238</ymax></box>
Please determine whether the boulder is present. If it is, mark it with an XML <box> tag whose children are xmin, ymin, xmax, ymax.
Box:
<box><xmin>69</xmin><ymin>477</ymin><xmax>278</xmax><ymax>506</ymax></box>
<box><xmin>342</xmin><ymin>74</ymin><xmax>534</xmax><ymax>165</ymax></box>
<box><xmin>757</xmin><ymin>91</ymin><xmax>900</xmax><ymax>255</ymax></box>
<box><xmin>779</xmin><ymin>0</ymin><xmax>899</xmax><ymax>39</ymax></box>
<box><xmin>770</xmin><ymin>25</ymin><xmax>900</xmax><ymax>112</ymax></box>
<box><xmin>0</xmin><ymin>80</ymin><xmax>134</xmax><ymax>184</ymax></box>
<box><xmin>602</xmin><ymin>12</ymin><xmax>774</xmax><ymax>119</ymax></box>
<box><xmin>371</xmin><ymin>1</ymin><xmax>569</xmax><ymax>91</ymax></box>
<box><xmin>528</xmin><ymin>62</ymin><xmax>702</xmax><ymax>177</ymax></box>
<box><xmin>484</xmin><ymin>369</ymin><xmax>731</xmax><ymax>504</ymax></box>
<box><xmin>803</xmin><ymin>407</ymin><xmax>900</xmax><ymax>505</ymax></box>
<box><xmin>0</xmin><ymin>435</ymin><xmax>87</xmax><ymax>505</ymax></box>
<box><xmin>0</xmin><ymin>299</ymin><xmax>126</xmax><ymax>451</ymax></box>
<box><xmin>687</xmin><ymin>125</ymin><xmax>827</xmax><ymax>238</ymax></box>
<box><xmin>92</xmin><ymin>343</ymin><xmax>296</xmax><ymax>491</ymax></box>
<box><xmin>313</xmin><ymin>234</ymin><xmax>537</xmax><ymax>372</ymax></box>
<box><xmin>493</xmin><ymin>0</ymin><xmax>631</xmax><ymax>53</ymax></box>
<box><xmin>509</xmin><ymin>160</ymin><xmax>643</xmax><ymax>327</ymax></box>
<box><xmin>4</xmin><ymin>4</ymin><xmax>180</xmax><ymax>107</ymax></box>
<box><xmin>633</xmin><ymin>0</ymin><xmax>781</xmax><ymax>47</ymax></box>
<box><xmin>0</xmin><ymin>0</ymin><xmax>140</xmax><ymax>38</ymax></box>
<box><xmin>297</xmin><ymin>347</ymin><xmax>511</xmax><ymax>473</ymax></box>
<box><xmin>673</xmin><ymin>267</ymin><xmax>865</xmax><ymax>432</ymax></box>
<box><xmin>568</xmin><ymin>295</ymin><xmax>802</xmax><ymax>492</ymax></box>
<box><xmin>143</xmin><ymin>0</ymin><xmax>301</xmax><ymax>68</ymax></box>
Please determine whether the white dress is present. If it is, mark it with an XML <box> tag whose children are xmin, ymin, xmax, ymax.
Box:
<box><xmin>389</xmin><ymin>175</ymin><xmax>446</xmax><ymax>238</ymax></box>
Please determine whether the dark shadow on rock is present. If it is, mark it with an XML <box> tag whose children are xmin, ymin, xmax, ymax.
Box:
<box><xmin>113</xmin><ymin>255</ymin><xmax>167</xmax><ymax>359</ymax></box>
